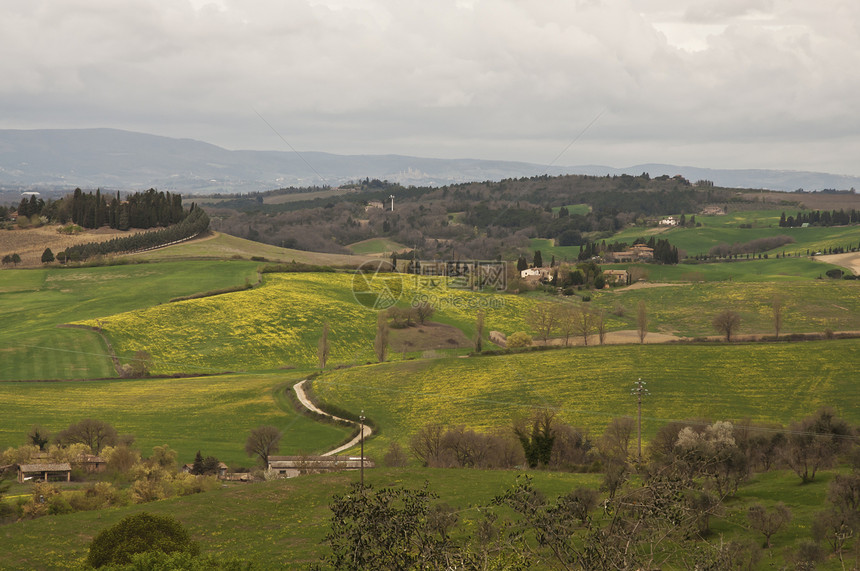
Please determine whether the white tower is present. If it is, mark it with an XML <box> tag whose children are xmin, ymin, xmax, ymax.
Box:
<box><xmin>389</xmin><ymin>194</ymin><xmax>395</xmax><ymax>211</ymax></box>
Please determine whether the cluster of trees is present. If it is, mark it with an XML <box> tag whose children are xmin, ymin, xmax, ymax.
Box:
<box><xmin>779</xmin><ymin>209</ymin><xmax>860</xmax><ymax>227</ymax></box>
<box><xmin>523</xmin><ymin>302</ymin><xmax>608</xmax><ymax>346</ymax></box>
<box><xmin>59</xmin><ymin>206</ymin><xmax>209</xmax><ymax>262</ymax></box>
<box><xmin>0</xmin><ymin>419</ymin><xmax>222</xmax><ymax>521</ymax></box>
<box><xmin>65</xmin><ymin>188</ymin><xmax>187</xmax><ymax>230</ymax></box>
<box><xmin>327</xmin><ymin>408</ymin><xmax>860</xmax><ymax>569</ymax></box>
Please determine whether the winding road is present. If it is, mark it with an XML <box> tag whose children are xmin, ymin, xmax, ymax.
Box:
<box><xmin>293</xmin><ymin>379</ymin><xmax>372</xmax><ymax>456</ymax></box>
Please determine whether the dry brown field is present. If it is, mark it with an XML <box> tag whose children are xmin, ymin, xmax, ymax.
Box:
<box><xmin>0</xmin><ymin>225</ymin><xmax>149</xmax><ymax>267</ymax></box>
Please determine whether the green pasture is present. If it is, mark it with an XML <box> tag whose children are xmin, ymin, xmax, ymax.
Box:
<box><xmin>311</xmin><ymin>340</ymin><xmax>860</xmax><ymax>459</ymax></box>
<box><xmin>660</xmin><ymin>224</ymin><xmax>860</xmax><ymax>257</ymax></box>
<box><xmin>533</xmin><ymin>208</ymin><xmax>859</xmax><ymax>260</ymax></box>
<box><xmin>0</xmin><ymin>372</ymin><xmax>350</xmax><ymax>466</ymax></box>
<box><xmin>604</xmin><ymin>257</ymin><xmax>846</xmax><ymax>282</ymax></box>
<box><xmin>345</xmin><ymin>237</ymin><xmax>409</xmax><ymax>255</ymax></box>
<box><xmin>2</xmin><ymin>466</ymin><xmax>849</xmax><ymax>570</ymax></box>
<box><xmin>584</xmin><ymin>279</ymin><xmax>860</xmax><ymax>337</ymax></box>
<box><xmin>0</xmin><ymin>468</ymin><xmax>599</xmax><ymax>569</ymax></box>
<box><xmin>0</xmin><ymin>261</ymin><xmax>260</xmax><ymax>381</ymax></box>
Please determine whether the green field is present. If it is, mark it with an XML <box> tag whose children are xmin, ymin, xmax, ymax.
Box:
<box><xmin>0</xmin><ymin>372</ymin><xmax>350</xmax><ymax>466</ymax></box>
<box><xmin>311</xmin><ymin>341</ymin><xmax>860</xmax><ymax>459</ymax></box>
<box><xmin>0</xmin><ymin>466</ymin><xmax>848</xmax><ymax>570</ymax></box>
<box><xmin>0</xmin><ymin>260</ymin><xmax>260</xmax><ymax>381</ymax></box>
<box><xmin>533</xmin><ymin>209</ymin><xmax>860</xmax><ymax>262</ymax></box>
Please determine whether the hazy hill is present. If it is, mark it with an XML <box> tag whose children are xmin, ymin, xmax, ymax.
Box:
<box><xmin>1</xmin><ymin>128</ymin><xmax>859</xmax><ymax>194</ymax></box>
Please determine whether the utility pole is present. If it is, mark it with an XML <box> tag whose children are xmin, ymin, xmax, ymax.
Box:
<box><xmin>631</xmin><ymin>379</ymin><xmax>649</xmax><ymax>461</ymax></box>
<box><xmin>359</xmin><ymin>410</ymin><xmax>365</xmax><ymax>488</ymax></box>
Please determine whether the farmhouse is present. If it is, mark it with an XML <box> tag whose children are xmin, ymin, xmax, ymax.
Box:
<box><xmin>180</xmin><ymin>462</ymin><xmax>229</xmax><ymax>478</ymax></box>
<box><xmin>602</xmin><ymin>269</ymin><xmax>628</xmax><ymax>285</ymax></box>
<box><xmin>364</xmin><ymin>200</ymin><xmax>384</xmax><ymax>212</ymax></box>
<box><xmin>17</xmin><ymin>463</ymin><xmax>72</xmax><ymax>483</ymax></box>
<box><xmin>267</xmin><ymin>455</ymin><xmax>374</xmax><ymax>478</ymax></box>
<box><xmin>659</xmin><ymin>216</ymin><xmax>679</xmax><ymax>226</ymax></box>
<box><xmin>73</xmin><ymin>454</ymin><xmax>106</xmax><ymax>473</ymax></box>
<box><xmin>520</xmin><ymin>267</ymin><xmax>552</xmax><ymax>280</ymax></box>
<box><xmin>608</xmin><ymin>244</ymin><xmax>654</xmax><ymax>262</ymax></box>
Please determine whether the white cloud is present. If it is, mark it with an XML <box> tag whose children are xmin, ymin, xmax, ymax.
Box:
<box><xmin>0</xmin><ymin>0</ymin><xmax>859</xmax><ymax>174</ymax></box>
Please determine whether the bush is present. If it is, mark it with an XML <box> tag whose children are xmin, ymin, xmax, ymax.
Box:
<box><xmin>87</xmin><ymin>512</ymin><xmax>199</xmax><ymax>568</ymax></box>
<box><xmin>506</xmin><ymin>331</ymin><xmax>533</xmax><ymax>348</ymax></box>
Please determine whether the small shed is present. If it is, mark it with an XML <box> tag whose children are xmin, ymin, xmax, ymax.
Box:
<box><xmin>18</xmin><ymin>463</ymin><xmax>72</xmax><ymax>483</ymax></box>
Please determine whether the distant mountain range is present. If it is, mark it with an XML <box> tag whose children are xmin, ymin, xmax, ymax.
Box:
<box><xmin>1</xmin><ymin>128</ymin><xmax>859</xmax><ymax>195</ymax></box>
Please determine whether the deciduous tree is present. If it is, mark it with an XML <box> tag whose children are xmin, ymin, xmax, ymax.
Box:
<box><xmin>637</xmin><ymin>300</ymin><xmax>647</xmax><ymax>343</ymax></box>
<box><xmin>56</xmin><ymin>419</ymin><xmax>119</xmax><ymax>453</ymax></box>
<box><xmin>712</xmin><ymin>309</ymin><xmax>741</xmax><ymax>342</ymax></box>
<box><xmin>245</xmin><ymin>425</ymin><xmax>282</xmax><ymax>467</ymax></box>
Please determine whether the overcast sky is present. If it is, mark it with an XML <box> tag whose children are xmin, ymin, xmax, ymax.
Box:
<box><xmin>2</xmin><ymin>0</ymin><xmax>859</xmax><ymax>175</ymax></box>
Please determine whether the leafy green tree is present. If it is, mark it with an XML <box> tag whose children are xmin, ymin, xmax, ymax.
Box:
<box><xmin>41</xmin><ymin>248</ymin><xmax>54</xmax><ymax>264</ymax></box>
<box><xmin>27</xmin><ymin>425</ymin><xmax>51</xmax><ymax>451</ymax></box>
<box><xmin>87</xmin><ymin>512</ymin><xmax>199</xmax><ymax>568</ymax></box>
<box><xmin>514</xmin><ymin>410</ymin><xmax>556</xmax><ymax>468</ymax></box>
<box><xmin>533</xmin><ymin>250</ymin><xmax>543</xmax><ymax>268</ymax></box>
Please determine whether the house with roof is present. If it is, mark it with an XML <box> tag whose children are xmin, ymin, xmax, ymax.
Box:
<box><xmin>267</xmin><ymin>455</ymin><xmax>374</xmax><ymax>478</ymax></box>
<box><xmin>17</xmin><ymin>463</ymin><xmax>72</xmax><ymax>483</ymax></box>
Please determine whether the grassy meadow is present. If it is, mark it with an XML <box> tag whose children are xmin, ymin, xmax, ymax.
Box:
<box><xmin>310</xmin><ymin>340</ymin><xmax>860</xmax><ymax>459</ymax></box>
<box><xmin>0</xmin><ymin>466</ymin><xmax>850</xmax><ymax>570</ymax></box>
<box><xmin>534</xmin><ymin>209</ymin><xmax>860</xmax><ymax>262</ymax></box>
<box><xmin>0</xmin><ymin>260</ymin><xmax>260</xmax><ymax>381</ymax></box>
<box><xmin>0</xmin><ymin>372</ymin><xmax>350</xmax><ymax>465</ymax></box>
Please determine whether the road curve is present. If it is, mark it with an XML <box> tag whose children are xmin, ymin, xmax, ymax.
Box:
<box><xmin>293</xmin><ymin>379</ymin><xmax>372</xmax><ymax>457</ymax></box>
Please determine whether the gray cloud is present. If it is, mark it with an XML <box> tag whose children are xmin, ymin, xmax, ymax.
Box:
<box><xmin>1</xmin><ymin>0</ymin><xmax>858</xmax><ymax>175</ymax></box>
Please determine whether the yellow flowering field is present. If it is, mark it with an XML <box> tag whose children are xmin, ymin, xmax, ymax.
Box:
<box><xmin>311</xmin><ymin>339</ymin><xmax>860</xmax><ymax>456</ymax></box>
<box><xmin>75</xmin><ymin>272</ymin><xmax>542</xmax><ymax>375</ymax></box>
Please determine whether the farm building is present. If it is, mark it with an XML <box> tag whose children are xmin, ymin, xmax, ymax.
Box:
<box><xmin>17</xmin><ymin>463</ymin><xmax>72</xmax><ymax>483</ymax></box>
<box><xmin>267</xmin><ymin>455</ymin><xmax>374</xmax><ymax>478</ymax></box>
<box><xmin>603</xmin><ymin>269</ymin><xmax>628</xmax><ymax>285</ymax></box>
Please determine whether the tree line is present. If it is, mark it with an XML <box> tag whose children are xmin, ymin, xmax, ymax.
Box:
<box><xmin>59</xmin><ymin>206</ymin><xmax>209</xmax><ymax>262</ymax></box>
<box><xmin>779</xmin><ymin>209</ymin><xmax>860</xmax><ymax>227</ymax></box>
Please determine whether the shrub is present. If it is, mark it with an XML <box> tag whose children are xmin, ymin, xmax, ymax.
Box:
<box><xmin>87</xmin><ymin>512</ymin><xmax>199</xmax><ymax>568</ymax></box>
<box><xmin>506</xmin><ymin>331</ymin><xmax>533</xmax><ymax>348</ymax></box>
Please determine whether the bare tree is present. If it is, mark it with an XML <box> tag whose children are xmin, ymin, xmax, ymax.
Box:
<box><xmin>637</xmin><ymin>300</ymin><xmax>647</xmax><ymax>344</ymax></box>
<box><xmin>56</xmin><ymin>419</ymin><xmax>119</xmax><ymax>453</ymax></box>
<box><xmin>527</xmin><ymin>302</ymin><xmax>557</xmax><ymax>343</ymax></box>
<box><xmin>772</xmin><ymin>297</ymin><xmax>784</xmax><ymax>339</ymax></box>
<box><xmin>595</xmin><ymin>309</ymin><xmax>607</xmax><ymax>345</ymax></box>
<box><xmin>374</xmin><ymin>311</ymin><xmax>389</xmax><ymax>362</ymax></box>
<box><xmin>572</xmin><ymin>306</ymin><xmax>596</xmax><ymax>346</ymax></box>
<box><xmin>317</xmin><ymin>321</ymin><xmax>330</xmax><ymax>369</ymax></box>
<box><xmin>712</xmin><ymin>310</ymin><xmax>741</xmax><ymax>342</ymax></box>
<box><xmin>558</xmin><ymin>306</ymin><xmax>577</xmax><ymax>346</ymax></box>
<box><xmin>414</xmin><ymin>301</ymin><xmax>435</xmax><ymax>324</ymax></box>
<box><xmin>474</xmin><ymin>310</ymin><xmax>484</xmax><ymax>353</ymax></box>
<box><xmin>747</xmin><ymin>502</ymin><xmax>792</xmax><ymax>548</ymax></box>
<box><xmin>245</xmin><ymin>425</ymin><xmax>282</xmax><ymax>467</ymax></box>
